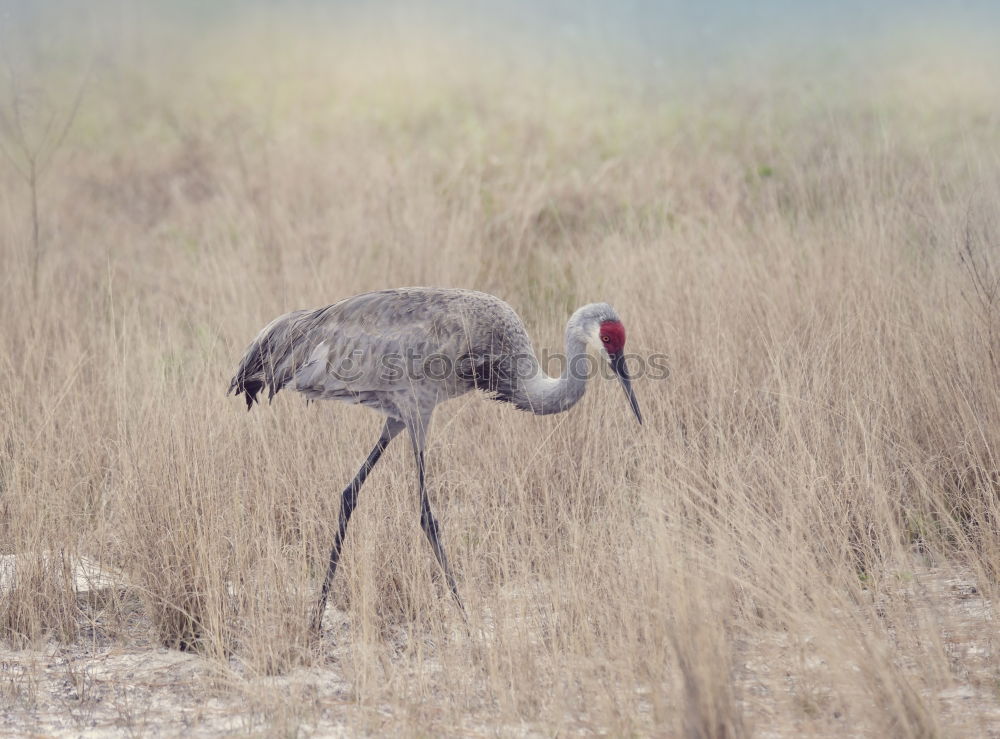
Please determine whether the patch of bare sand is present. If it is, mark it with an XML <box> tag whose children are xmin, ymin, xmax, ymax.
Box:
<box><xmin>0</xmin><ymin>562</ymin><xmax>996</xmax><ymax>736</ymax></box>
<box><xmin>0</xmin><ymin>622</ymin><xmax>357</xmax><ymax>736</ymax></box>
<box><xmin>736</xmin><ymin>557</ymin><xmax>999</xmax><ymax>737</ymax></box>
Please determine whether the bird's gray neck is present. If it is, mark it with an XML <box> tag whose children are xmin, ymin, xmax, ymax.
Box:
<box><xmin>515</xmin><ymin>324</ymin><xmax>590</xmax><ymax>416</ymax></box>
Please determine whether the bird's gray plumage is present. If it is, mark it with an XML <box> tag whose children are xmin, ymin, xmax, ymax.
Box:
<box><xmin>228</xmin><ymin>287</ymin><xmax>638</xmax><ymax>633</ymax></box>
<box><xmin>229</xmin><ymin>287</ymin><xmax>619</xmax><ymax>420</ymax></box>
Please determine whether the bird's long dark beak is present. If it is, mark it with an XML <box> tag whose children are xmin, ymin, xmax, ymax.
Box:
<box><xmin>610</xmin><ymin>352</ymin><xmax>643</xmax><ymax>425</ymax></box>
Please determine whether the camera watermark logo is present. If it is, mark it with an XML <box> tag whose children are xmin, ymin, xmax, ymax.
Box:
<box><xmin>324</xmin><ymin>349</ymin><xmax>670</xmax><ymax>384</ymax></box>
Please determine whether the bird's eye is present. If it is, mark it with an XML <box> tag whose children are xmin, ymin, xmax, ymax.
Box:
<box><xmin>602</xmin><ymin>336</ymin><xmax>610</xmax><ymax>343</ymax></box>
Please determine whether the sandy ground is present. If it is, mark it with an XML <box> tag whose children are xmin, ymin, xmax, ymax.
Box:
<box><xmin>0</xmin><ymin>560</ymin><xmax>996</xmax><ymax>737</ymax></box>
<box><xmin>0</xmin><ymin>612</ymin><xmax>359</xmax><ymax>737</ymax></box>
<box><xmin>736</xmin><ymin>560</ymin><xmax>1000</xmax><ymax>737</ymax></box>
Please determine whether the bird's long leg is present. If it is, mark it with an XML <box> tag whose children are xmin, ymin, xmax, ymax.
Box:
<box><xmin>412</xmin><ymin>444</ymin><xmax>465</xmax><ymax>614</ymax></box>
<box><xmin>312</xmin><ymin>419</ymin><xmax>404</xmax><ymax>634</ymax></box>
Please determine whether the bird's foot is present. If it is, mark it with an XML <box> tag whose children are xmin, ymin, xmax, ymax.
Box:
<box><xmin>308</xmin><ymin>604</ymin><xmax>327</xmax><ymax>647</ymax></box>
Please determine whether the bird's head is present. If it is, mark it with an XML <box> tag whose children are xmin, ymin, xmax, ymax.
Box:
<box><xmin>571</xmin><ymin>303</ymin><xmax>643</xmax><ymax>425</ymax></box>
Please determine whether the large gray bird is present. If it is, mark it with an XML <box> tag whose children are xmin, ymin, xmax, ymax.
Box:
<box><xmin>229</xmin><ymin>287</ymin><xmax>642</xmax><ymax>632</ymax></box>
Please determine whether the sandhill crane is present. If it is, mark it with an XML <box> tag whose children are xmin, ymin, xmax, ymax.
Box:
<box><xmin>229</xmin><ymin>287</ymin><xmax>642</xmax><ymax>633</ymax></box>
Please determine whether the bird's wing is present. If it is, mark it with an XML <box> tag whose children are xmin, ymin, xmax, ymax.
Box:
<box><xmin>293</xmin><ymin>288</ymin><xmax>506</xmax><ymax>399</ymax></box>
<box><xmin>230</xmin><ymin>288</ymin><xmax>531</xmax><ymax>407</ymax></box>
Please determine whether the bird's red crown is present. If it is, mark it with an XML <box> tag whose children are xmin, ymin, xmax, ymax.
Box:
<box><xmin>599</xmin><ymin>320</ymin><xmax>626</xmax><ymax>354</ymax></box>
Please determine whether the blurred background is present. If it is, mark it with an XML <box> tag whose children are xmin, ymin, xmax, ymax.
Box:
<box><xmin>2</xmin><ymin>2</ymin><xmax>1000</xmax><ymax>736</ymax></box>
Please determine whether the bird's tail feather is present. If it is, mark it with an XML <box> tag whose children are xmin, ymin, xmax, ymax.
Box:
<box><xmin>228</xmin><ymin>309</ymin><xmax>311</xmax><ymax>409</ymax></box>
<box><xmin>228</xmin><ymin>340</ymin><xmax>271</xmax><ymax>410</ymax></box>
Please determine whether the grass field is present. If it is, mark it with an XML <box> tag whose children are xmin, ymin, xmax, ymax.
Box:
<box><xmin>1</xmin><ymin>4</ymin><xmax>999</xmax><ymax>736</ymax></box>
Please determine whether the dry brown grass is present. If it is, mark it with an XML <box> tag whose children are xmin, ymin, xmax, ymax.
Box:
<box><xmin>1</xmin><ymin>6</ymin><xmax>999</xmax><ymax>736</ymax></box>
